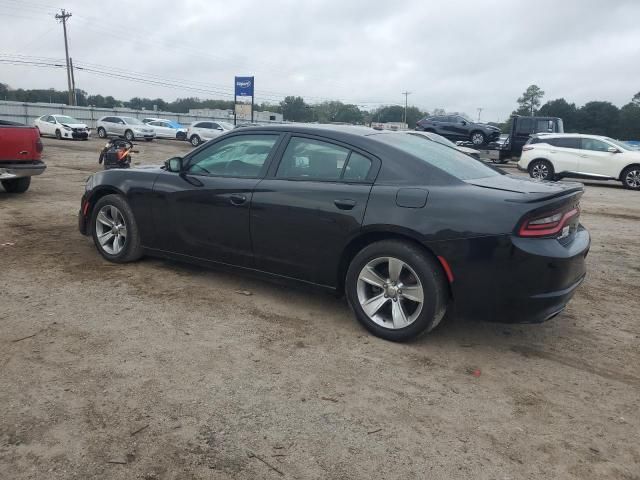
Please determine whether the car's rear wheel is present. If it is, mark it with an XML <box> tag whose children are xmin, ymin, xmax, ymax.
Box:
<box><xmin>528</xmin><ymin>159</ymin><xmax>555</xmax><ymax>181</ymax></box>
<box><xmin>55</xmin><ymin>129</ymin><xmax>62</xmax><ymax>140</ymax></box>
<box><xmin>470</xmin><ymin>131</ymin><xmax>486</xmax><ymax>146</ymax></box>
<box><xmin>190</xmin><ymin>135</ymin><xmax>201</xmax><ymax>146</ymax></box>
<box><xmin>97</xmin><ymin>127</ymin><xmax>107</xmax><ymax>138</ymax></box>
<box><xmin>345</xmin><ymin>240</ymin><xmax>448</xmax><ymax>341</ymax></box>
<box><xmin>621</xmin><ymin>165</ymin><xmax>640</xmax><ymax>190</ymax></box>
<box><xmin>91</xmin><ymin>194</ymin><xmax>143</xmax><ymax>263</ymax></box>
<box><xmin>1</xmin><ymin>177</ymin><xmax>31</xmax><ymax>193</ymax></box>
<box><xmin>124</xmin><ymin>130</ymin><xmax>134</xmax><ymax>141</ymax></box>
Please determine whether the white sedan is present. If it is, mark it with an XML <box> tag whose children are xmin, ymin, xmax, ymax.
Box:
<box><xmin>34</xmin><ymin>114</ymin><xmax>90</xmax><ymax>140</ymax></box>
<box><xmin>143</xmin><ymin>118</ymin><xmax>187</xmax><ymax>140</ymax></box>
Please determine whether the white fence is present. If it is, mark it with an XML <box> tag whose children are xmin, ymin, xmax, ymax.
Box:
<box><xmin>0</xmin><ymin>100</ymin><xmax>282</xmax><ymax>128</ymax></box>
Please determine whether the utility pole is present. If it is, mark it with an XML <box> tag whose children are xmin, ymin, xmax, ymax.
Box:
<box><xmin>55</xmin><ymin>9</ymin><xmax>73</xmax><ymax>105</ymax></box>
<box><xmin>401</xmin><ymin>91</ymin><xmax>411</xmax><ymax>125</ymax></box>
<box><xmin>70</xmin><ymin>57</ymin><xmax>77</xmax><ymax>105</ymax></box>
<box><xmin>477</xmin><ymin>107</ymin><xmax>483</xmax><ymax>122</ymax></box>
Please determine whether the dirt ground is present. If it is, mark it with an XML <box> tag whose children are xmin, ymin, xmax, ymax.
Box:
<box><xmin>1</xmin><ymin>136</ymin><xmax>639</xmax><ymax>480</ymax></box>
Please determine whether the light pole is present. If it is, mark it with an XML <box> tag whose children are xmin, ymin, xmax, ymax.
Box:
<box><xmin>401</xmin><ymin>91</ymin><xmax>412</xmax><ymax>125</ymax></box>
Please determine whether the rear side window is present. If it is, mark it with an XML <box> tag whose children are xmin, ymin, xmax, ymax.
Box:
<box><xmin>276</xmin><ymin>137</ymin><xmax>350</xmax><ymax>181</ymax></box>
<box><xmin>343</xmin><ymin>152</ymin><xmax>372</xmax><ymax>181</ymax></box>
<box><xmin>549</xmin><ymin>137</ymin><xmax>580</xmax><ymax>149</ymax></box>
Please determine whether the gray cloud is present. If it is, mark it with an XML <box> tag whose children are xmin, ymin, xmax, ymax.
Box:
<box><xmin>1</xmin><ymin>0</ymin><xmax>639</xmax><ymax>120</ymax></box>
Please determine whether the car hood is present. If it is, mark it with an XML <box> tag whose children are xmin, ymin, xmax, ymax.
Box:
<box><xmin>466</xmin><ymin>174</ymin><xmax>583</xmax><ymax>201</ymax></box>
<box><xmin>61</xmin><ymin>123</ymin><xmax>88</xmax><ymax>129</ymax></box>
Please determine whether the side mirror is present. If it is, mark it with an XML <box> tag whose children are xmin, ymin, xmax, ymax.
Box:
<box><xmin>461</xmin><ymin>121</ymin><xmax>467</xmax><ymax>126</ymax></box>
<box><xmin>607</xmin><ymin>147</ymin><xmax>619</xmax><ymax>153</ymax></box>
<box><xmin>216</xmin><ymin>127</ymin><xmax>223</xmax><ymax>131</ymax></box>
<box><xmin>165</xmin><ymin>156</ymin><xmax>183</xmax><ymax>172</ymax></box>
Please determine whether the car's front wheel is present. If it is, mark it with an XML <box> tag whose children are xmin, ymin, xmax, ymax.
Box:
<box><xmin>124</xmin><ymin>130</ymin><xmax>135</xmax><ymax>141</ymax></box>
<box><xmin>528</xmin><ymin>159</ymin><xmax>555</xmax><ymax>181</ymax></box>
<box><xmin>97</xmin><ymin>127</ymin><xmax>107</xmax><ymax>138</ymax></box>
<box><xmin>621</xmin><ymin>165</ymin><xmax>640</xmax><ymax>190</ymax></box>
<box><xmin>91</xmin><ymin>194</ymin><xmax>143</xmax><ymax>263</ymax></box>
<box><xmin>470</xmin><ymin>131</ymin><xmax>486</xmax><ymax>146</ymax></box>
<box><xmin>1</xmin><ymin>177</ymin><xmax>31</xmax><ymax>193</ymax></box>
<box><xmin>190</xmin><ymin>135</ymin><xmax>201</xmax><ymax>146</ymax></box>
<box><xmin>345</xmin><ymin>240</ymin><xmax>448</xmax><ymax>341</ymax></box>
<box><xmin>55</xmin><ymin>129</ymin><xmax>62</xmax><ymax>140</ymax></box>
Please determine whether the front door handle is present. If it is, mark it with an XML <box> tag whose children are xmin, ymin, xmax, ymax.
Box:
<box><xmin>230</xmin><ymin>193</ymin><xmax>247</xmax><ymax>206</ymax></box>
<box><xmin>334</xmin><ymin>199</ymin><xmax>357</xmax><ymax>210</ymax></box>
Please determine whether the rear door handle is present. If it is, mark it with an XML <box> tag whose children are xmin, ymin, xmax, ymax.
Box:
<box><xmin>334</xmin><ymin>199</ymin><xmax>356</xmax><ymax>210</ymax></box>
<box><xmin>230</xmin><ymin>193</ymin><xmax>247</xmax><ymax>206</ymax></box>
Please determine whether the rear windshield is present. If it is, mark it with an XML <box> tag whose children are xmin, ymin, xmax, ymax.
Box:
<box><xmin>373</xmin><ymin>132</ymin><xmax>500</xmax><ymax>180</ymax></box>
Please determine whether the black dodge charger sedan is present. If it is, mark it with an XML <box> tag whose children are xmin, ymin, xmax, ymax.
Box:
<box><xmin>79</xmin><ymin>125</ymin><xmax>589</xmax><ymax>341</ymax></box>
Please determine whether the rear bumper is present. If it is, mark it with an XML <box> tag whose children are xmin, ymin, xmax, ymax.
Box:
<box><xmin>0</xmin><ymin>160</ymin><xmax>46</xmax><ymax>179</ymax></box>
<box><xmin>434</xmin><ymin>227</ymin><xmax>590</xmax><ymax>324</ymax></box>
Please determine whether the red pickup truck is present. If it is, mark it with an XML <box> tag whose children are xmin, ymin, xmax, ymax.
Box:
<box><xmin>0</xmin><ymin>120</ymin><xmax>45</xmax><ymax>193</ymax></box>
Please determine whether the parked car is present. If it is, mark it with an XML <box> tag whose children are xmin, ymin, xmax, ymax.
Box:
<box><xmin>143</xmin><ymin>119</ymin><xmax>187</xmax><ymax>140</ymax></box>
<box><xmin>78</xmin><ymin>125</ymin><xmax>589</xmax><ymax>341</ymax></box>
<box><xmin>34</xmin><ymin>114</ymin><xmax>90</xmax><ymax>140</ymax></box>
<box><xmin>0</xmin><ymin>120</ymin><xmax>45</xmax><ymax>193</ymax></box>
<box><xmin>415</xmin><ymin>115</ymin><xmax>501</xmax><ymax>146</ymax></box>
<box><xmin>187</xmin><ymin>121</ymin><xmax>234</xmax><ymax>146</ymax></box>
<box><xmin>519</xmin><ymin>133</ymin><xmax>640</xmax><ymax>190</ymax></box>
<box><xmin>96</xmin><ymin>116</ymin><xmax>156</xmax><ymax>141</ymax></box>
<box><xmin>407</xmin><ymin>131</ymin><xmax>481</xmax><ymax>159</ymax></box>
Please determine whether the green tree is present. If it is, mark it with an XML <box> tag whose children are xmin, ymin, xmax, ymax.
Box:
<box><xmin>615</xmin><ymin>103</ymin><xmax>640</xmax><ymax>140</ymax></box>
<box><xmin>280</xmin><ymin>96</ymin><xmax>311</xmax><ymax>122</ymax></box>
<box><xmin>538</xmin><ymin>98</ymin><xmax>579</xmax><ymax>131</ymax></box>
<box><xmin>517</xmin><ymin>85</ymin><xmax>545</xmax><ymax>116</ymax></box>
<box><xmin>575</xmin><ymin>101</ymin><xmax>619</xmax><ymax>136</ymax></box>
<box><xmin>632</xmin><ymin>92</ymin><xmax>640</xmax><ymax>106</ymax></box>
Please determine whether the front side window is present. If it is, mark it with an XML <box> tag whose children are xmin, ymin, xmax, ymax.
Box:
<box><xmin>276</xmin><ymin>137</ymin><xmax>350</xmax><ymax>181</ymax></box>
<box><xmin>516</xmin><ymin>118</ymin><xmax>534</xmax><ymax>135</ymax></box>
<box><xmin>536</xmin><ymin>119</ymin><xmax>554</xmax><ymax>134</ymax></box>
<box><xmin>187</xmin><ymin>134</ymin><xmax>278</xmax><ymax>177</ymax></box>
<box><xmin>581</xmin><ymin>138</ymin><xmax>610</xmax><ymax>152</ymax></box>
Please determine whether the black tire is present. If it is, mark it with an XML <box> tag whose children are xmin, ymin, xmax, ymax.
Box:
<box><xmin>55</xmin><ymin>129</ymin><xmax>62</xmax><ymax>140</ymax></box>
<box><xmin>145</xmin><ymin>138</ymin><xmax>153</xmax><ymax>142</ymax></box>
<box><xmin>1</xmin><ymin>176</ymin><xmax>31</xmax><ymax>193</ymax></box>
<box><xmin>176</xmin><ymin>132</ymin><xmax>186</xmax><ymax>141</ymax></box>
<box><xmin>190</xmin><ymin>135</ymin><xmax>201</xmax><ymax>146</ymax></box>
<box><xmin>528</xmin><ymin>159</ymin><xmax>555</xmax><ymax>181</ymax></box>
<box><xmin>621</xmin><ymin>165</ymin><xmax>640</xmax><ymax>190</ymax></box>
<box><xmin>90</xmin><ymin>194</ymin><xmax>143</xmax><ymax>263</ymax></box>
<box><xmin>470</xmin><ymin>131</ymin><xmax>486</xmax><ymax>146</ymax></box>
<box><xmin>345</xmin><ymin>240</ymin><xmax>448</xmax><ymax>342</ymax></box>
<box><xmin>97</xmin><ymin>127</ymin><xmax>107</xmax><ymax>138</ymax></box>
<box><xmin>124</xmin><ymin>130</ymin><xmax>134</xmax><ymax>141</ymax></box>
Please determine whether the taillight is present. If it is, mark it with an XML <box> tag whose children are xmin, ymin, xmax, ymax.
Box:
<box><xmin>518</xmin><ymin>207</ymin><xmax>580</xmax><ymax>237</ymax></box>
<box><xmin>36</xmin><ymin>139</ymin><xmax>43</xmax><ymax>153</ymax></box>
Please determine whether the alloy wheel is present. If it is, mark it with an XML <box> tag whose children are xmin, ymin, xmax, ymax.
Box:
<box><xmin>531</xmin><ymin>162</ymin><xmax>549</xmax><ymax>180</ymax></box>
<box><xmin>471</xmin><ymin>133</ymin><xmax>484</xmax><ymax>145</ymax></box>
<box><xmin>356</xmin><ymin>257</ymin><xmax>424</xmax><ymax>330</ymax></box>
<box><xmin>625</xmin><ymin>169</ymin><xmax>640</xmax><ymax>188</ymax></box>
<box><xmin>95</xmin><ymin>205</ymin><xmax>127</xmax><ymax>255</ymax></box>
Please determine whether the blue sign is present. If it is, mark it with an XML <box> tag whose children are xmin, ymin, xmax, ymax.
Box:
<box><xmin>235</xmin><ymin>76</ymin><xmax>254</xmax><ymax>97</ymax></box>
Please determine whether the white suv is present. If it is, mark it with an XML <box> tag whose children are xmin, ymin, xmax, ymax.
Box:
<box><xmin>187</xmin><ymin>121</ymin><xmax>233</xmax><ymax>146</ymax></box>
<box><xmin>519</xmin><ymin>133</ymin><xmax>640</xmax><ymax>190</ymax></box>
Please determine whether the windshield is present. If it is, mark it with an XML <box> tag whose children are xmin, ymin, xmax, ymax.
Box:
<box><xmin>55</xmin><ymin>115</ymin><xmax>79</xmax><ymax>124</ymax></box>
<box><xmin>605</xmin><ymin>138</ymin><xmax>633</xmax><ymax>151</ymax></box>
<box><xmin>219</xmin><ymin>121</ymin><xmax>234</xmax><ymax>130</ymax></box>
<box><xmin>373</xmin><ymin>132</ymin><xmax>500</xmax><ymax>180</ymax></box>
<box><xmin>408</xmin><ymin>131</ymin><xmax>457</xmax><ymax>148</ymax></box>
<box><xmin>121</xmin><ymin>117</ymin><xmax>143</xmax><ymax>125</ymax></box>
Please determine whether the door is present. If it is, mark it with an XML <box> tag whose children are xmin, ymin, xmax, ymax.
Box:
<box><xmin>511</xmin><ymin>117</ymin><xmax>534</xmax><ymax>154</ymax></box>
<box><xmin>546</xmin><ymin>136</ymin><xmax>581</xmax><ymax>172</ymax></box>
<box><xmin>111</xmin><ymin>118</ymin><xmax>126</xmax><ymax>136</ymax></box>
<box><xmin>578</xmin><ymin>137</ymin><xmax>618</xmax><ymax>177</ymax></box>
<box><xmin>150</xmin><ymin>121</ymin><xmax>170</xmax><ymax>138</ymax></box>
<box><xmin>251</xmin><ymin>135</ymin><xmax>377</xmax><ymax>287</ymax></box>
<box><xmin>151</xmin><ymin>133</ymin><xmax>281</xmax><ymax>266</ymax></box>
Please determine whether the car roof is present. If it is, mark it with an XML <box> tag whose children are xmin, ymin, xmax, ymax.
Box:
<box><xmin>228</xmin><ymin>123</ymin><xmax>382</xmax><ymax>137</ymax></box>
<box><xmin>533</xmin><ymin>132</ymin><xmax>612</xmax><ymax>141</ymax></box>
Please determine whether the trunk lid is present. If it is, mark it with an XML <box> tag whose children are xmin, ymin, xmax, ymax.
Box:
<box><xmin>0</xmin><ymin>125</ymin><xmax>42</xmax><ymax>162</ymax></box>
<box><xmin>466</xmin><ymin>174</ymin><xmax>583</xmax><ymax>202</ymax></box>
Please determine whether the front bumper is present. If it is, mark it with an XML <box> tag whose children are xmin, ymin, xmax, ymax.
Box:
<box><xmin>134</xmin><ymin>132</ymin><xmax>156</xmax><ymax>139</ymax></box>
<box><xmin>0</xmin><ymin>160</ymin><xmax>46</xmax><ymax>179</ymax></box>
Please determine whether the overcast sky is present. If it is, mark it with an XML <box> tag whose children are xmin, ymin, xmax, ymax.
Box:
<box><xmin>1</xmin><ymin>0</ymin><xmax>639</xmax><ymax>121</ymax></box>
